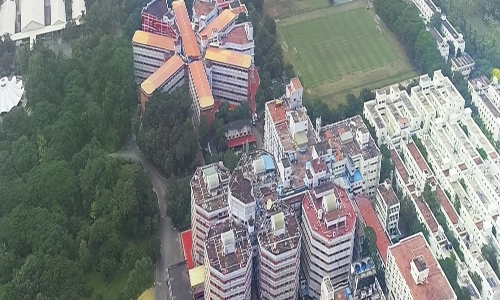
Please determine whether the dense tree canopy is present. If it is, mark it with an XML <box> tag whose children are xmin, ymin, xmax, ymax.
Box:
<box><xmin>137</xmin><ymin>87</ymin><xmax>198</xmax><ymax>177</ymax></box>
<box><xmin>0</xmin><ymin>2</ymin><xmax>160</xmax><ymax>298</ymax></box>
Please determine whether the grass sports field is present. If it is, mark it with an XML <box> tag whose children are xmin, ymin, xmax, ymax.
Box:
<box><xmin>276</xmin><ymin>1</ymin><xmax>416</xmax><ymax>107</ymax></box>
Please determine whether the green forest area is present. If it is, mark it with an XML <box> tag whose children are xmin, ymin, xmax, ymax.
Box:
<box><xmin>0</xmin><ymin>0</ymin><xmax>162</xmax><ymax>299</ymax></box>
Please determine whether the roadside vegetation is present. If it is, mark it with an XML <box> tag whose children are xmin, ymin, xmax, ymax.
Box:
<box><xmin>0</xmin><ymin>0</ymin><xmax>161</xmax><ymax>299</ymax></box>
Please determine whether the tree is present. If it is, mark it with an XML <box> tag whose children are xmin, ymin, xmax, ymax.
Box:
<box><xmin>223</xmin><ymin>150</ymin><xmax>240</xmax><ymax>171</ymax></box>
<box><xmin>379</xmin><ymin>144</ymin><xmax>393</xmax><ymax>183</ymax></box>
<box><xmin>78</xmin><ymin>240</ymin><xmax>92</xmax><ymax>271</ymax></box>
<box><xmin>236</xmin><ymin>12</ymin><xmax>248</xmax><ymax>24</ymax></box>
<box><xmin>431</xmin><ymin>12</ymin><xmax>443</xmax><ymax>32</ymax></box>
<box><xmin>164</xmin><ymin>175</ymin><xmax>190</xmax><ymax>228</ymax></box>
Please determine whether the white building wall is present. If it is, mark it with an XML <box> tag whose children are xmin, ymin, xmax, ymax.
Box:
<box><xmin>21</xmin><ymin>0</ymin><xmax>45</xmax><ymax>32</ymax></box>
<box><xmin>0</xmin><ymin>0</ymin><xmax>16</xmax><ymax>36</ymax></box>
<box><xmin>133</xmin><ymin>44</ymin><xmax>172</xmax><ymax>81</ymax></box>
<box><xmin>207</xmin><ymin>62</ymin><xmax>249</xmax><ymax>103</ymax></box>
<box><xmin>50</xmin><ymin>0</ymin><xmax>67</xmax><ymax>25</ymax></box>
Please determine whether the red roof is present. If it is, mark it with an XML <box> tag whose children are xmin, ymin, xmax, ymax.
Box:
<box><xmin>356</xmin><ymin>194</ymin><xmax>391</xmax><ymax>264</ymax></box>
<box><xmin>228</xmin><ymin>134</ymin><xmax>255</xmax><ymax>148</ymax></box>
<box><xmin>181</xmin><ymin>229</ymin><xmax>194</xmax><ymax>269</ymax></box>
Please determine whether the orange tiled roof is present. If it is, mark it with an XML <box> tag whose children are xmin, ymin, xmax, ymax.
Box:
<box><xmin>173</xmin><ymin>0</ymin><xmax>202</xmax><ymax>59</ymax></box>
<box><xmin>291</xmin><ymin>77</ymin><xmax>302</xmax><ymax>90</ymax></box>
<box><xmin>132</xmin><ymin>30</ymin><xmax>177</xmax><ymax>51</ymax></box>
<box><xmin>199</xmin><ymin>9</ymin><xmax>236</xmax><ymax>39</ymax></box>
<box><xmin>205</xmin><ymin>47</ymin><xmax>251</xmax><ymax>69</ymax></box>
<box><xmin>141</xmin><ymin>55</ymin><xmax>185</xmax><ymax>95</ymax></box>
<box><xmin>189</xmin><ymin>61</ymin><xmax>214</xmax><ymax>109</ymax></box>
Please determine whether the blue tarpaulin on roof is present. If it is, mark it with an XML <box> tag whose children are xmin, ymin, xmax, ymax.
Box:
<box><xmin>262</xmin><ymin>154</ymin><xmax>275</xmax><ymax>171</ymax></box>
<box><xmin>353</xmin><ymin>170</ymin><xmax>363</xmax><ymax>182</ymax></box>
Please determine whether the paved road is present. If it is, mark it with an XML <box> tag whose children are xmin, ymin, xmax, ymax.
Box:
<box><xmin>252</xmin><ymin>125</ymin><xmax>264</xmax><ymax>149</ymax></box>
<box><xmin>111</xmin><ymin>138</ymin><xmax>183</xmax><ymax>300</ymax></box>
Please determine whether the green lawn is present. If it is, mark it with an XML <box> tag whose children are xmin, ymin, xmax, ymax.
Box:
<box><xmin>277</xmin><ymin>2</ymin><xmax>416</xmax><ymax>107</ymax></box>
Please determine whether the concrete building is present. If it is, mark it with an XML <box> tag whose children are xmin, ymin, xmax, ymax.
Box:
<box><xmin>374</xmin><ymin>179</ymin><xmax>400</xmax><ymax>240</ymax></box>
<box><xmin>469</xmin><ymin>76</ymin><xmax>500</xmax><ymax>142</ymax></box>
<box><xmin>173</xmin><ymin>0</ymin><xmax>202</xmax><ymax>61</ymax></box>
<box><xmin>368</xmin><ymin>71</ymin><xmax>500</xmax><ymax>300</ymax></box>
<box><xmin>224</xmin><ymin>119</ymin><xmax>256</xmax><ymax>149</ymax></box>
<box><xmin>441</xmin><ymin>15</ymin><xmax>465</xmax><ymax>57</ymax></box>
<box><xmin>428</xmin><ymin>27</ymin><xmax>449</xmax><ymax>61</ymax></box>
<box><xmin>197</xmin><ymin>9</ymin><xmax>237</xmax><ymax>51</ymax></box>
<box><xmin>220</xmin><ymin>22</ymin><xmax>255</xmax><ymax>59</ymax></box>
<box><xmin>386</xmin><ymin>233</ymin><xmax>457</xmax><ymax>300</ymax></box>
<box><xmin>412</xmin><ymin>0</ymin><xmax>441</xmax><ymax>23</ymax></box>
<box><xmin>348</xmin><ymin>257</ymin><xmax>386</xmax><ymax>300</ymax></box>
<box><xmin>190</xmin><ymin>163</ymin><xmax>231</xmax><ymax>266</ymax></box>
<box><xmin>205</xmin><ymin>47</ymin><xmax>252</xmax><ymax>104</ymax></box>
<box><xmin>193</xmin><ymin>0</ymin><xmax>218</xmax><ymax>31</ymax></box>
<box><xmin>0</xmin><ymin>0</ymin><xmax>86</xmax><ymax>45</ymax></box>
<box><xmin>301</xmin><ymin>183</ymin><xmax>357</xmax><ymax>298</ymax></box>
<box><xmin>257</xmin><ymin>208</ymin><xmax>301</xmax><ymax>300</ymax></box>
<box><xmin>141</xmin><ymin>0</ymin><xmax>179</xmax><ymax>38</ymax></box>
<box><xmin>132</xmin><ymin>30</ymin><xmax>179</xmax><ymax>81</ymax></box>
<box><xmin>140</xmin><ymin>54</ymin><xmax>185</xmax><ymax>112</ymax></box>
<box><xmin>321</xmin><ymin>276</ymin><xmax>335</xmax><ymax>300</ymax></box>
<box><xmin>451</xmin><ymin>54</ymin><xmax>475</xmax><ymax>80</ymax></box>
<box><xmin>204</xmin><ymin>218</ymin><xmax>253</xmax><ymax>300</ymax></box>
<box><xmin>188</xmin><ymin>60</ymin><xmax>216</xmax><ymax>123</ymax></box>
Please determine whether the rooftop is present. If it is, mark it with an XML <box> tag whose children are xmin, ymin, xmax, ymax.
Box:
<box><xmin>222</xmin><ymin>23</ymin><xmax>251</xmax><ymax>45</ymax></box>
<box><xmin>190</xmin><ymin>162</ymin><xmax>231</xmax><ymax>212</ymax></box>
<box><xmin>424</xmin><ymin>0</ymin><xmax>438</xmax><ymax>12</ymax></box>
<box><xmin>480</xmin><ymin>93</ymin><xmax>500</xmax><ymax>118</ymax></box>
<box><xmin>141</xmin><ymin>55</ymin><xmax>185</xmax><ymax>95</ymax></box>
<box><xmin>225</xmin><ymin>119</ymin><xmax>250</xmax><ymax>131</ymax></box>
<box><xmin>429</xmin><ymin>26</ymin><xmax>444</xmax><ymax>43</ymax></box>
<box><xmin>378</xmin><ymin>180</ymin><xmax>399</xmax><ymax>207</ymax></box>
<box><xmin>230</xmin><ymin>3</ymin><xmax>248</xmax><ymax>15</ymax></box>
<box><xmin>407</xmin><ymin>141</ymin><xmax>431</xmax><ymax>175</ymax></box>
<box><xmin>469</xmin><ymin>76</ymin><xmax>490</xmax><ymax>92</ymax></box>
<box><xmin>205</xmin><ymin>46</ymin><xmax>252</xmax><ymax>69</ymax></box>
<box><xmin>266</xmin><ymin>100</ymin><xmax>287</xmax><ymax>124</ymax></box>
<box><xmin>412</xmin><ymin>193</ymin><xmax>439</xmax><ymax>233</ymax></box>
<box><xmin>132</xmin><ymin>30</ymin><xmax>177</xmax><ymax>51</ymax></box>
<box><xmin>442</xmin><ymin>18</ymin><xmax>459</xmax><ymax>39</ymax></box>
<box><xmin>356</xmin><ymin>194</ymin><xmax>391</xmax><ymax>264</ymax></box>
<box><xmin>188</xmin><ymin>61</ymin><xmax>214</xmax><ymax>109</ymax></box>
<box><xmin>193</xmin><ymin>0</ymin><xmax>216</xmax><ymax>18</ymax></box>
<box><xmin>302</xmin><ymin>183</ymin><xmax>356</xmax><ymax>241</ymax></box>
<box><xmin>435</xmin><ymin>184</ymin><xmax>459</xmax><ymax>225</ymax></box>
<box><xmin>205</xmin><ymin>219</ymin><xmax>252</xmax><ymax>275</ymax></box>
<box><xmin>388</xmin><ymin>233</ymin><xmax>456</xmax><ymax>300</ymax></box>
<box><xmin>172</xmin><ymin>0</ymin><xmax>202</xmax><ymax>59</ymax></box>
<box><xmin>142</xmin><ymin>0</ymin><xmax>169</xmax><ymax>19</ymax></box>
<box><xmin>451</xmin><ymin>54</ymin><xmax>475</xmax><ymax>69</ymax></box>
<box><xmin>390</xmin><ymin>149</ymin><xmax>410</xmax><ymax>184</ymax></box>
<box><xmin>291</xmin><ymin>77</ymin><xmax>302</xmax><ymax>90</ymax></box>
<box><xmin>257</xmin><ymin>208</ymin><xmax>301</xmax><ymax>256</ymax></box>
<box><xmin>320</xmin><ymin>115</ymin><xmax>380</xmax><ymax>161</ymax></box>
<box><xmin>199</xmin><ymin>9</ymin><xmax>236</xmax><ymax>39</ymax></box>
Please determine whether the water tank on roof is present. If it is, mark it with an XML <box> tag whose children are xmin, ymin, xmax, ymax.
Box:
<box><xmin>355</xmin><ymin>264</ymin><xmax>361</xmax><ymax>274</ymax></box>
<box><xmin>361</xmin><ymin>261</ymin><xmax>367</xmax><ymax>271</ymax></box>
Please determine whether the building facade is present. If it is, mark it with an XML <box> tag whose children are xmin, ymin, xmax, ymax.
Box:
<box><xmin>374</xmin><ymin>179</ymin><xmax>400</xmax><ymax>240</ymax></box>
<box><xmin>469</xmin><ymin>76</ymin><xmax>500</xmax><ymax>142</ymax></box>
<box><xmin>132</xmin><ymin>30</ymin><xmax>179</xmax><ymax>81</ymax></box>
<box><xmin>205</xmin><ymin>47</ymin><xmax>252</xmax><ymax>104</ymax></box>
<box><xmin>141</xmin><ymin>0</ymin><xmax>178</xmax><ymax>38</ymax></box>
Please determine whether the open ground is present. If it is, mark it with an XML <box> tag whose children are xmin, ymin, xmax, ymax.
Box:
<box><xmin>274</xmin><ymin>1</ymin><xmax>417</xmax><ymax>108</ymax></box>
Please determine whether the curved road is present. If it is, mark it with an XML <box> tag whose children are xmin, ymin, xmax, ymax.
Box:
<box><xmin>111</xmin><ymin>138</ymin><xmax>183</xmax><ymax>300</ymax></box>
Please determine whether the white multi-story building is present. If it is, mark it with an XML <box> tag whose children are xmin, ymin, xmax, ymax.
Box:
<box><xmin>321</xmin><ymin>276</ymin><xmax>335</xmax><ymax>300</ymax></box>
<box><xmin>132</xmin><ymin>30</ymin><xmax>180</xmax><ymax>81</ymax></box>
<box><xmin>469</xmin><ymin>76</ymin><xmax>500</xmax><ymax>142</ymax></box>
<box><xmin>373</xmin><ymin>71</ymin><xmax>500</xmax><ymax>300</ymax></box>
<box><xmin>440</xmin><ymin>15</ymin><xmax>465</xmax><ymax>56</ymax></box>
<box><xmin>204</xmin><ymin>218</ymin><xmax>253</xmax><ymax>300</ymax></box>
<box><xmin>257</xmin><ymin>209</ymin><xmax>301</xmax><ymax>300</ymax></box>
<box><xmin>375</xmin><ymin>179</ymin><xmax>400</xmax><ymax>240</ymax></box>
<box><xmin>386</xmin><ymin>233</ymin><xmax>457</xmax><ymax>300</ymax></box>
<box><xmin>205</xmin><ymin>46</ymin><xmax>252</xmax><ymax>104</ymax></box>
<box><xmin>412</xmin><ymin>0</ymin><xmax>441</xmax><ymax>23</ymax></box>
<box><xmin>190</xmin><ymin>163</ymin><xmax>231</xmax><ymax>266</ymax></box>
<box><xmin>428</xmin><ymin>27</ymin><xmax>450</xmax><ymax>61</ymax></box>
<box><xmin>451</xmin><ymin>54</ymin><xmax>475</xmax><ymax>80</ymax></box>
<box><xmin>140</xmin><ymin>54</ymin><xmax>185</xmax><ymax>112</ymax></box>
<box><xmin>301</xmin><ymin>183</ymin><xmax>357</xmax><ymax>298</ymax></box>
